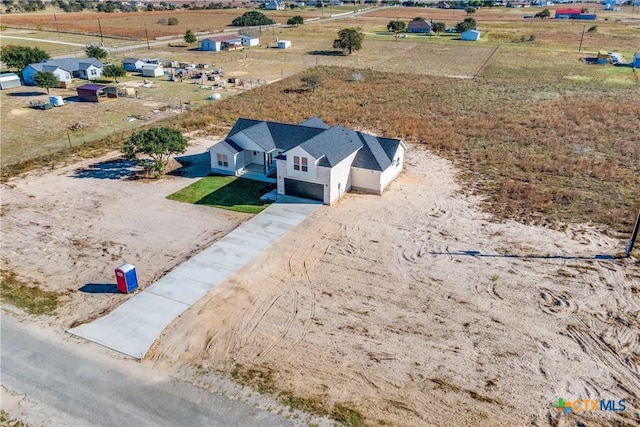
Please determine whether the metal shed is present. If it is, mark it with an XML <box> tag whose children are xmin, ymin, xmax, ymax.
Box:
<box><xmin>461</xmin><ymin>30</ymin><xmax>481</xmax><ymax>41</ymax></box>
<box><xmin>141</xmin><ymin>64</ymin><xmax>164</xmax><ymax>78</ymax></box>
<box><xmin>77</xmin><ymin>84</ymin><xmax>117</xmax><ymax>102</ymax></box>
<box><xmin>0</xmin><ymin>73</ymin><xmax>22</xmax><ymax>90</ymax></box>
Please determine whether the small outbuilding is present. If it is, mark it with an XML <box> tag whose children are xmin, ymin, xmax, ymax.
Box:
<box><xmin>77</xmin><ymin>84</ymin><xmax>117</xmax><ymax>102</ymax></box>
<box><xmin>122</xmin><ymin>58</ymin><xmax>145</xmax><ymax>72</ymax></box>
<box><xmin>0</xmin><ymin>73</ymin><xmax>21</xmax><ymax>90</ymax></box>
<box><xmin>277</xmin><ymin>40</ymin><xmax>292</xmax><ymax>49</ymax></box>
<box><xmin>141</xmin><ymin>63</ymin><xmax>164</xmax><ymax>77</ymax></box>
<box><xmin>241</xmin><ymin>35</ymin><xmax>260</xmax><ymax>47</ymax></box>
<box><xmin>461</xmin><ymin>30</ymin><xmax>481</xmax><ymax>41</ymax></box>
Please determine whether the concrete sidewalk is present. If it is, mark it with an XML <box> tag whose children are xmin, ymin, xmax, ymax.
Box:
<box><xmin>68</xmin><ymin>196</ymin><xmax>322</xmax><ymax>359</ymax></box>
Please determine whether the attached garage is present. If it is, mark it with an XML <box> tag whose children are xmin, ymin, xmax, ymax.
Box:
<box><xmin>284</xmin><ymin>178</ymin><xmax>324</xmax><ymax>202</ymax></box>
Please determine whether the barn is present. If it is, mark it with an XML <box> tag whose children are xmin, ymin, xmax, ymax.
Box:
<box><xmin>0</xmin><ymin>73</ymin><xmax>21</xmax><ymax>90</ymax></box>
<box><xmin>77</xmin><ymin>84</ymin><xmax>117</xmax><ymax>102</ymax></box>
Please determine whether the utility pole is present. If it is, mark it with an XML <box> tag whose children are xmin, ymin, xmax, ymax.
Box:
<box><xmin>144</xmin><ymin>22</ymin><xmax>150</xmax><ymax>50</ymax></box>
<box><xmin>98</xmin><ymin>18</ymin><xmax>104</xmax><ymax>46</ymax></box>
<box><xmin>625</xmin><ymin>210</ymin><xmax>640</xmax><ymax>257</ymax></box>
<box><xmin>578</xmin><ymin>25</ymin><xmax>585</xmax><ymax>52</ymax></box>
<box><xmin>54</xmin><ymin>13</ymin><xmax>60</xmax><ymax>38</ymax></box>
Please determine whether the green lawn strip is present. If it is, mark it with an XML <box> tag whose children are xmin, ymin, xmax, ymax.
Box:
<box><xmin>0</xmin><ymin>269</ymin><xmax>60</xmax><ymax>316</ymax></box>
<box><xmin>167</xmin><ymin>175</ymin><xmax>276</xmax><ymax>214</ymax></box>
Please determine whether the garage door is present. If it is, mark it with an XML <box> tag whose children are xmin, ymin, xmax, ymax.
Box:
<box><xmin>284</xmin><ymin>178</ymin><xmax>324</xmax><ymax>202</ymax></box>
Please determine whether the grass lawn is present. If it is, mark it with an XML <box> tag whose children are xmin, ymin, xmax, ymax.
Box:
<box><xmin>167</xmin><ymin>175</ymin><xmax>276</xmax><ymax>214</ymax></box>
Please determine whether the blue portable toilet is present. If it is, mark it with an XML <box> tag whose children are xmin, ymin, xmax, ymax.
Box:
<box><xmin>115</xmin><ymin>263</ymin><xmax>138</xmax><ymax>293</ymax></box>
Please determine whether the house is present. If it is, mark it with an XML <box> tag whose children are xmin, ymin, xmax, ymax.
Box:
<box><xmin>22</xmin><ymin>58</ymin><xmax>103</xmax><ymax>87</ymax></box>
<box><xmin>76</xmin><ymin>84</ymin><xmax>118</xmax><ymax>102</ymax></box>
<box><xmin>634</xmin><ymin>52</ymin><xmax>640</xmax><ymax>68</ymax></box>
<box><xmin>461</xmin><ymin>29</ymin><xmax>481</xmax><ymax>41</ymax></box>
<box><xmin>140</xmin><ymin>63</ymin><xmax>164</xmax><ymax>77</ymax></box>
<box><xmin>264</xmin><ymin>0</ymin><xmax>285</xmax><ymax>9</ymax></box>
<box><xmin>240</xmin><ymin>35</ymin><xmax>260</xmax><ymax>47</ymax></box>
<box><xmin>21</xmin><ymin>63</ymin><xmax>72</xmax><ymax>88</ymax></box>
<box><xmin>122</xmin><ymin>58</ymin><xmax>145</xmax><ymax>72</ymax></box>
<box><xmin>555</xmin><ymin>9</ymin><xmax>597</xmax><ymax>20</ymax></box>
<box><xmin>277</xmin><ymin>40</ymin><xmax>292</xmax><ymax>49</ymax></box>
<box><xmin>208</xmin><ymin>117</ymin><xmax>405</xmax><ymax>205</ymax></box>
<box><xmin>0</xmin><ymin>73</ymin><xmax>21</xmax><ymax>90</ymax></box>
<box><xmin>436</xmin><ymin>1</ymin><xmax>450</xmax><ymax>8</ymax></box>
<box><xmin>200</xmin><ymin>35</ymin><xmax>243</xmax><ymax>52</ymax></box>
<box><xmin>407</xmin><ymin>19</ymin><xmax>432</xmax><ymax>34</ymax></box>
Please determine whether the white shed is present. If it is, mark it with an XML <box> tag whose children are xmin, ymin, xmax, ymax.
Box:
<box><xmin>277</xmin><ymin>40</ymin><xmax>292</xmax><ymax>49</ymax></box>
<box><xmin>461</xmin><ymin>30</ymin><xmax>481</xmax><ymax>41</ymax></box>
<box><xmin>141</xmin><ymin>63</ymin><xmax>164</xmax><ymax>77</ymax></box>
<box><xmin>0</xmin><ymin>73</ymin><xmax>21</xmax><ymax>90</ymax></box>
<box><xmin>241</xmin><ymin>35</ymin><xmax>260</xmax><ymax>47</ymax></box>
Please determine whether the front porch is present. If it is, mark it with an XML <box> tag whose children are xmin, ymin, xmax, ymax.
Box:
<box><xmin>238</xmin><ymin>163</ymin><xmax>276</xmax><ymax>183</ymax></box>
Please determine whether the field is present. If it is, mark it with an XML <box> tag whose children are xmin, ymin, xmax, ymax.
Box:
<box><xmin>1</xmin><ymin>6</ymin><xmax>640</xmax><ymax>427</ymax></box>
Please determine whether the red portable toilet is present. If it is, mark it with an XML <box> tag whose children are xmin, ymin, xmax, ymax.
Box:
<box><xmin>115</xmin><ymin>263</ymin><xmax>138</xmax><ymax>294</ymax></box>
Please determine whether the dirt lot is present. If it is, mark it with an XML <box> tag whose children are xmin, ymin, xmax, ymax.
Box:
<box><xmin>2</xmin><ymin>138</ymin><xmax>637</xmax><ymax>426</ymax></box>
<box><xmin>158</xmin><ymin>147</ymin><xmax>637</xmax><ymax>426</ymax></box>
<box><xmin>0</xmin><ymin>137</ymin><xmax>254</xmax><ymax>327</ymax></box>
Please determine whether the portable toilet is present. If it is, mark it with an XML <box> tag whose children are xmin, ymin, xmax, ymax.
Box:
<box><xmin>115</xmin><ymin>263</ymin><xmax>138</xmax><ymax>293</ymax></box>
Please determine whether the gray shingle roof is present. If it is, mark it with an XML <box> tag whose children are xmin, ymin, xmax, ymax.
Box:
<box><xmin>38</xmin><ymin>58</ymin><xmax>104</xmax><ymax>72</ymax></box>
<box><xmin>300</xmin><ymin>126</ymin><xmax>362</xmax><ymax>167</ymax></box>
<box><xmin>224</xmin><ymin>118</ymin><xmax>401</xmax><ymax>171</ymax></box>
<box><xmin>299</xmin><ymin>117</ymin><xmax>330</xmax><ymax>129</ymax></box>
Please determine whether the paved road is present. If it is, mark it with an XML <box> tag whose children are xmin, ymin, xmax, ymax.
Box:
<box><xmin>1</xmin><ymin>315</ymin><xmax>295</xmax><ymax>427</ymax></box>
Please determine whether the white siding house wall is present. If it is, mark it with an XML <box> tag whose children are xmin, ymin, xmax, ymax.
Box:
<box><xmin>327</xmin><ymin>151</ymin><xmax>358</xmax><ymax>204</ymax></box>
<box><xmin>276</xmin><ymin>158</ymin><xmax>286</xmax><ymax>195</ymax></box>
<box><xmin>209</xmin><ymin>144</ymin><xmax>240</xmax><ymax>175</ymax></box>
<box><xmin>285</xmin><ymin>146</ymin><xmax>318</xmax><ymax>181</ymax></box>
<box><xmin>350</xmin><ymin>168</ymin><xmax>382</xmax><ymax>194</ymax></box>
<box><xmin>379</xmin><ymin>144</ymin><xmax>405</xmax><ymax>191</ymax></box>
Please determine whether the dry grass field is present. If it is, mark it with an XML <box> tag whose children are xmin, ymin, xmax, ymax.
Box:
<box><xmin>1</xmin><ymin>6</ymin><xmax>640</xmax><ymax>426</ymax></box>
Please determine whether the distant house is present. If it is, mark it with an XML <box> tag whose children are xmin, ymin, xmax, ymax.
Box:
<box><xmin>140</xmin><ymin>63</ymin><xmax>164</xmax><ymax>77</ymax></box>
<box><xmin>555</xmin><ymin>9</ymin><xmax>597</xmax><ymax>20</ymax></box>
<box><xmin>200</xmin><ymin>35</ymin><xmax>243</xmax><ymax>52</ymax></box>
<box><xmin>122</xmin><ymin>58</ymin><xmax>145</xmax><ymax>72</ymax></box>
<box><xmin>240</xmin><ymin>35</ymin><xmax>260</xmax><ymax>47</ymax></box>
<box><xmin>277</xmin><ymin>40</ymin><xmax>292</xmax><ymax>49</ymax></box>
<box><xmin>436</xmin><ymin>1</ymin><xmax>450</xmax><ymax>8</ymax></box>
<box><xmin>208</xmin><ymin>117</ymin><xmax>405</xmax><ymax>205</ymax></box>
<box><xmin>0</xmin><ymin>73</ymin><xmax>22</xmax><ymax>90</ymax></box>
<box><xmin>22</xmin><ymin>58</ymin><xmax>103</xmax><ymax>87</ymax></box>
<box><xmin>407</xmin><ymin>19</ymin><xmax>432</xmax><ymax>34</ymax></box>
<box><xmin>77</xmin><ymin>84</ymin><xmax>118</xmax><ymax>102</ymax></box>
<box><xmin>461</xmin><ymin>29</ymin><xmax>481</xmax><ymax>41</ymax></box>
<box><xmin>264</xmin><ymin>0</ymin><xmax>285</xmax><ymax>9</ymax></box>
<box><xmin>506</xmin><ymin>1</ymin><xmax>531</xmax><ymax>7</ymax></box>
<box><xmin>22</xmin><ymin>63</ymin><xmax>73</xmax><ymax>88</ymax></box>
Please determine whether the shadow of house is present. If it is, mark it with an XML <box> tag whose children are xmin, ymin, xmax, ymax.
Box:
<box><xmin>169</xmin><ymin>152</ymin><xmax>212</xmax><ymax>178</ymax></box>
<box><xmin>195</xmin><ymin>178</ymin><xmax>275</xmax><ymax>208</ymax></box>
<box><xmin>71</xmin><ymin>160</ymin><xmax>139</xmax><ymax>180</ymax></box>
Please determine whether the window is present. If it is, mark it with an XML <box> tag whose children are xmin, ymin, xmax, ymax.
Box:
<box><xmin>90</xmin><ymin>69</ymin><xmax>97</xmax><ymax>76</ymax></box>
<box><xmin>217</xmin><ymin>153</ymin><xmax>228</xmax><ymax>167</ymax></box>
<box><xmin>294</xmin><ymin>156</ymin><xmax>308</xmax><ymax>172</ymax></box>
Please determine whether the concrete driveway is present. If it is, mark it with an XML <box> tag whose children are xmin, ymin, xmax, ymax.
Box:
<box><xmin>69</xmin><ymin>196</ymin><xmax>322</xmax><ymax>359</ymax></box>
